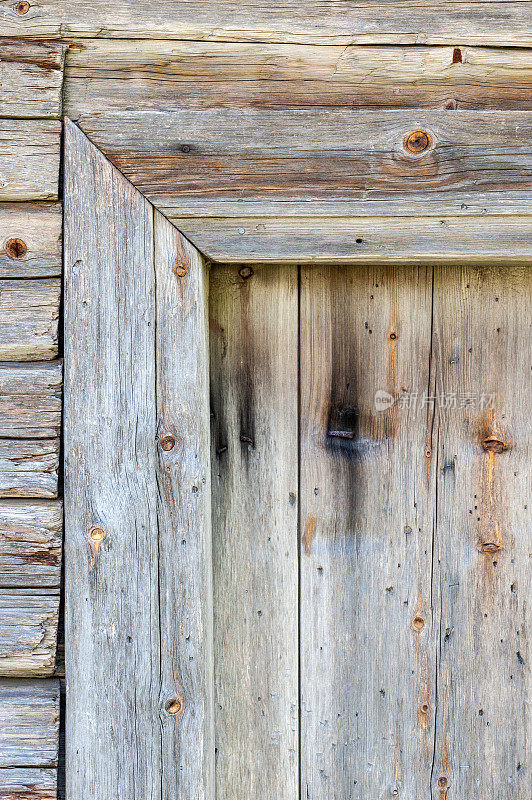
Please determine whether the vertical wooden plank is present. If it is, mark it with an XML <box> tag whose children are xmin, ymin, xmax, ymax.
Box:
<box><xmin>64</xmin><ymin>120</ymin><xmax>161</xmax><ymax>799</ymax></box>
<box><xmin>154</xmin><ymin>212</ymin><xmax>214</xmax><ymax>800</ymax></box>
<box><xmin>209</xmin><ymin>264</ymin><xmax>299</xmax><ymax>798</ymax></box>
<box><xmin>431</xmin><ymin>266</ymin><xmax>531</xmax><ymax>798</ymax></box>
<box><xmin>300</xmin><ymin>265</ymin><xmax>437</xmax><ymax>799</ymax></box>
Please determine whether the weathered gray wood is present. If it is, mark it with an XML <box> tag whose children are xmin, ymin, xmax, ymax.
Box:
<box><xmin>0</xmin><ymin>120</ymin><xmax>60</xmax><ymax>201</ymax></box>
<box><xmin>0</xmin><ymin>679</ymin><xmax>59</xmax><ymax>767</ymax></box>
<box><xmin>430</xmin><ymin>266</ymin><xmax>531</xmax><ymax>798</ymax></box>
<box><xmin>1</xmin><ymin>2</ymin><xmax>531</xmax><ymax>46</ymax></box>
<box><xmin>65</xmin><ymin>120</ymin><xmax>215</xmax><ymax>799</ymax></box>
<box><xmin>0</xmin><ymin>362</ymin><xmax>62</xmax><ymax>438</ymax></box>
<box><xmin>64</xmin><ymin>118</ymin><xmax>160</xmax><ymax>799</ymax></box>
<box><xmin>0</xmin><ymin>279</ymin><xmax>60</xmax><ymax>361</ymax></box>
<box><xmin>64</xmin><ymin>42</ymin><xmax>532</xmax><ymax>115</ymax></box>
<box><xmin>0</xmin><ymin>39</ymin><xmax>65</xmax><ymax>118</ymax></box>
<box><xmin>299</xmin><ymin>265</ymin><xmax>437</xmax><ymax>798</ymax></box>
<box><xmin>77</xmin><ymin>110</ymin><xmax>532</xmax><ymax>220</ymax></box>
<box><xmin>0</xmin><ymin>589</ymin><xmax>59</xmax><ymax>676</ymax></box>
<box><xmin>0</xmin><ymin>500</ymin><xmax>62</xmax><ymax>588</ymax></box>
<box><xmin>169</xmin><ymin>215</ymin><xmax>532</xmax><ymax>264</ymax></box>
<box><xmin>0</xmin><ymin>440</ymin><xmax>58</xmax><ymax>499</ymax></box>
<box><xmin>0</xmin><ymin>767</ymin><xmax>56</xmax><ymax>800</ymax></box>
<box><xmin>0</xmin><ymin>204</ymin><xmax>62</xmax><ymax>278</ymax></box>
<box><xmin>210</xmin><ymin>264</ymin><xmax>298</xmax><ymax>798</ymax></box>
<box><xmin>154</xmin><ymin>211</ymin><xmax>214</xmax><ymax>799</ymax></box>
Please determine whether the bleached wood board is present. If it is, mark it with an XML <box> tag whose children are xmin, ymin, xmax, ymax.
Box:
<box><xmin>299</xmin><ymin>265</ymin><xmax>437</xmax><ymax>798</ymax></box>
<box><xmin>0</xmin><ymin>204</ymin><xmax>62</xmax><ymax>278</ymax></box>
<box><xmin>0</xmin><ymin>439</ymin><xmax>59</xmax><ymax>499</ymax></box>
<box><xmin>77</xmin><ymin>110</ymin><xmax>532</xmax><ymax>217</ymax></box>
<box><xmin>169</xmin><ymin>215</ymin><xmax>532</xmax><ymax>265</ymax></box>
<box><xmin>0</xmin><ymin>362</ymin><xmax>62</xmax><ymax>438</ymax></box>
<box><xmin>0</xmin><ymin>120</ymin><xmax>60</xmax><ymax>201</ymax></box>
<box><xmin>0</xmin><ymin>589</ymin><xmax>59</xmax><ymax>676</ymax></box>
<box><xmin>64</xmin><ymin>42</ymin><xmax>532</xmax><ymax>115</ymax></box>
<box><xmin>1</xmin><ymin>2</ymin><xmax>531</xmax><ymax>46</ymax></box>
<box><xmin>0</xmin><ymin>39</ymin><xmax>65</xmax><ymax>118</ymax></box>
<box><xmin>64</xmin><ymin>120</ymin><xmax>214</xmax><ymax>799</ymax></box>
<box><xmin>0</xmin><ymin>500</ymin><xmax>62</xmax><ymax>588</ymax></box>
<box><xmin>0</xmin><ymin>767</ymin><xmax>56</xmax><ymax>800</ymax></box>
<box><xmin>430</xmin><ymin>266</ymin><xmax>531</xmax><ymax>797</ymax></box>
<box><xmin>0</xmin><ymin>679</ymin><xmax>59</xmax><ymax>767</ymax></box>
<box><xmin>0</xmin><ymin>279</ymin><xmax>60</xmax><ymax>361</ymax></box>
<box><xmin>210</xmin><ymin>264</ymin><xmax>298</xmax><ymax>798</ymax></box>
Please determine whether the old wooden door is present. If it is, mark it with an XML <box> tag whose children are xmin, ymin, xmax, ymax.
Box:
<box><xmin>65</xmin><ymin>123</ymin><xmax>530</xmax><ymax>799</ymax></box>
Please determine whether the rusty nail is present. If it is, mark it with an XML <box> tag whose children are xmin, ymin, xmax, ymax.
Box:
<box><xmin>5</xmin><ymin>238</ymin><xmax>27</xmax><ymax>259</ymax></box>
<box><xmin>160</xmin><ymin>435</ymin><xmax>176</xmax><ymax>451</ymax></box>
<box><xmin>181</xmin><ymin>144</ymin><xmax>190</xmax><ymax>153</ymax></box>
<box><xmin>421</xmin><ymin>703</ymin><xmax>430</xmax><ymax>713</ymax></box>
<box><xmin>90</xmin><ymin>526</ymin><xmax>106</xmax><ymax>543</ymax></box>
<box><xmin>389</xmin><ymin>332</ymin><xmax>397</xmax><ymax>340</ymax></box>
<box><xmin>165</xmin><ymin>695</ymin><xmax>184</xmax><ymax>715</ymax></box>
<box><xmin>425</xmin><ymin>449</ymin><xmax>432</xmax><ymax>458</ymax></box>
<box><xmin>240</xmin><ymin>434</ymin><xmax>254</xmax><ymax>446</ymax></box>
<box><xmin>173</xmin><ymin>260</ymin><xmax>188</xmax><ymax>278</ymax></box>
<box><xmin>412</xmin><ymin>615</ymin><xmax>425</xmax><ymax>632</ymax></box>
<box><xmin>404</xmin><ymin>130</ymin><xmax>431</xmax><ymax>154</ymax></box>
<box><xmin>482</xmin><ymin>437</ymin><xmax>509</xmax><ymax>454</ymax></box>
<box><xmin>14</xmin><ymin>1</ymin><xmax>30</xmax><ymax>14</ymax></box>
<box><xmin>238</xmin><ymin>266</ymin><xmax>254</xmax><ymax>280</ymax></box>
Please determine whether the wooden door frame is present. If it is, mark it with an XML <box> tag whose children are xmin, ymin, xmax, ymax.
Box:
<box><xmin>63</xmin><ymin>114</ymin><xmax>531</xmax><ymax>799</ymax></box>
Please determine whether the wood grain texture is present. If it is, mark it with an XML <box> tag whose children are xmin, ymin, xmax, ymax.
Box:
<box><xmin>0</xmin><ymin>279</ymin><xmax>60</xmax><ymax>361</ymax></box>
<box><xmin>77</xmin><ymin>110</ymin><xmax>532</xmax><ymax>217</ymax></box>
<box><xmin>0</xmin><ymin>679</ymin><xmax>59</xmax><ymax>767</ymax></box>
<box><xmin>64</xmin><ymin>118</ymin><xmax>160</xmax><ymax>800</ymax></box>
<box><xmin>64</xmin><ymin>42</ymin><xmax>532</xmax><ymax>115</ymax></box>
<box><xmin>154</xmin><ymin>212</ymin><xmax>214</xmax><ymax>800</ymax></box>
<box><xmin>65</xmin><ymin>120</ymin><xmax>215</xmax><ymax>799</ymax></box>
<box><xmin>0</xmin><ymin>589</ymin><xmax>59</xmax><ymax>676</ymax></box>
<box><xmin>209</xmin><ymin>264</ymin><xmax>298</xmax><ymax>798</ymax></box>
<box><xmin>300</xmin><ymin>265</ymin><xmax>437</xmax><ymax>799</ymax></box>
<box><xmin>0</xmin><ymin>768</ymin><xmax>56</xmax><ymax>800</ymax></box>
<box><xmin>0</xmin><ymin>120</ymin><xmax>60</xmax><ymax>201</ymax></box>
<box><xmin>0</xmin><ymin>204</ymin><xmax>62</xmax><ymax>278</ymax></box>
<box><xmin>430</xmin><ymin>266</ymin><xmax>531</xmax><ymax>798</ymax></box>
<box><xmin>0</xmin><ymin>39</ymin><xmax>65</xmax><ymax>118</ymax></box>
<box><xmin>0</xmin><ymin>500</ymin><xmax>62</xmax><ymax>588</ymax></box>
<box><xmin>0</xmin><ymin>362</ymin><xmax>62</xmax><ymax>438</ymax></box>
<box><xmin>1</xmin><ymin>2</ymin><xmax>531</xmax><ymax>46</ymax></box>
<box><xmin>0</xmin><ymin>439</ymin><xmax>59</xmax><ymax>499</ymax></box>
<box><xmin>169</xmin><ymin>215</ymin><xmax>532</xmax><ymax>264</ymax></box>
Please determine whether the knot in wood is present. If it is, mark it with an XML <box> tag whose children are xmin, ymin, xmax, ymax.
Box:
<box><xmin>482</xmin><ymin>436</ymin><xmax>509</xmax><ymax>454</ymax></box>
<box><xmin>5</xmin><ymin>238</ymin><xmax>27</xmax><ymax>259</ymax></box>
<box><xmin>173</xmin><ymin>260</ymin><xmax>188</xmax><ymax>278</ymax></box>
<box><xmin>165</xmin><ymin>695</ymin><xmax>184</xmax><ymax>715</ymax></box>
<box><xmin>404</xmin><ymin>129</ymin><xmax>431</xmax><ymax>154</ymax></box>
<box><xmin>238</xmin><ymin>266</ymin><xmax>254</xmax><ymax>280</ymax></box>
<box><xmin>90</xmin><ymin>526</ymin><xmax>106</xmax><ymax>543</ymax></box>
<box><xmin>479</xmin><ymin>541</ymin><xmax>503</xmax><ymax>553</ymax></box>
<box><xmin>14</xmin><ymin>0</ymin><xmax>30</xmax><ymax>13</ymax></box>
<box><xmin>160</xmin><ymin>435</ymin><xmax>176</xmax><ymax>451</ymax></box>
<box><xmin>438</xmin><ymin>777</ymin><xmax>449</xmax><ymax>788</ymax></box>
<box><xmin>412</xmin><ymin>615</ymin><xmax>425</xmax><ymax>632</ymax></box>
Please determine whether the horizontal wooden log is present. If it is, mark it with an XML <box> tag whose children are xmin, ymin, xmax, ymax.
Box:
<box><xmin>0</xmin><ymin>362</ymin><xmax>62</xmax><ymax>439</ymax></box>
<box><xmin>0</xmin><ymin>679</ymin><xmax>59</xmax><ymax>767</ymax></box>
<box><xmin>77</xmin><ymin>110</ymin><xmax>532</xmax><ymax>217</ymax></box>
<box><xmin>0</xmin><ymin>279</ymin><xmax>60</xmax><ymax>361</ymax></box>
<box><xmin>0</xmin><ymin>440</ymin><xmax>59</xmax><ymax>499</ymax></box>
<box><xmin>0</xmin><ymin>120</ymin><xmax>60</xmax><ymax>201</ymax></box>
<box><xmin>0</xmin><ymin>768</ymin><xmax>56</xmax><ymax>800</ymax></box>
<box><xmin>64</xmin><ymin>41</ymin><xmax>532</xmax><ymax>115</ymax></box>
<box><xmin>170</xmin><ymin>214</ymin><xmax>532</xmax><ymax>264</ymax></box>
<box><xmin>0</xmin><ymin>204</ymin><xmax>62</xmax><ymax>278</ymax></box>
<box><xmin>0</xmin><ymin>2</ymin><xmax>531</xmax><ymax>46</ymax></box>
<box><xmin>0</xmin><ymin>39</ymin><xmax>65</xmax><ymax>118</ymax></box>
<box><xmin>0</xmin><ymin>500</ymin><xmax>62</xmax><ymax>588</ymax></box>
<box><xmin>0</xmin><ymin>590</ymin><xmax>59</xmax><ymax>676</ymax></box>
